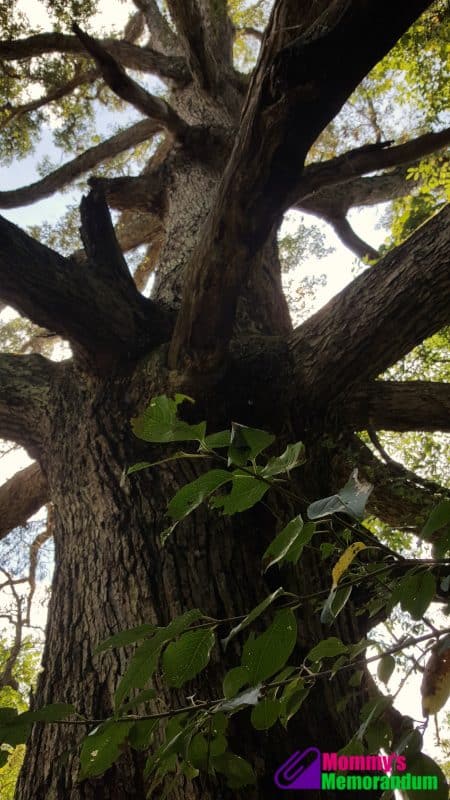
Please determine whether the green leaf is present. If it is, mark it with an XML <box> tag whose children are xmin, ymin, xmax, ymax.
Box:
<box><xmin>0</xmin><ymin>708</ymin><xmax>18</xmax><ymax>724</ymax></box>
<box><xmin>128</xmin><ymin>719</ymin><xmax>158</xmax><ymax>751</ymax></box>
<box><xmin>320</xmin><ymin>585</ymin><xmax>352</xmax><ymax>625</ymax></box>
<box><xmin>399</xmin><ymin>571</ymin><xmax>436</xmax><ymax>620</ymax></box>
<box><xmin>422</xmin><ymin>500</ymin><xmax>450</xmax><ymax>538</ymax></box>
<box><xmin>0</xmin><ymin>719</ymin><xmax>31</xmax><ymax>746</ymax></box>
<box><xmin>242</xmin><ymin>608</ymin><xmax>297</xmax><ymax>684</ymax></box>
<box><xmin>131</xmin><ymin>395</ymin><xmax>206</xmax><ymax>444</ymax></box>
<box><xmin>227</xmin><ymin>423</ymin><xmax>275</xmax><ymax>466</ymax></box>
<box><xmin>212</xmin><ymin>753</ymin><xmax>256</xmax><ymax>789</ymax></box>
<box><xmin>399</xmin><ymin>752</ymin><xmax>448</xmax><ymax>799</ymax></box>
<box><xmin>203</xmin><ymin>430</ymin><xmax>231</xmax><ymax>449</ymax></box>
<box><xmin>377</xmin><ymin>655</ymin><xmax>396</xmax><ymax>685</ymax></box>
<box><xmin>18</xmin><ymin>703</ymin><xmax>75</xmax><ymax>723</ymax></box>
<box><xmin>214</xmin><ymin>471</ymin><xmax>268</xmax><ymax>515</ymax></box>
<box><xmin>115</xmin><ymin>610</ymin><xmax>202</xmax><ymax>708</ymax></box>
<box><xmin>162</xmin><ymin>628</ymin><xmax>215</xmax><ymax>688</ymax></box>
<box><xmin>95</xmin><ymin>623</ymin><xmax>157</xmax><ymax>654</ymax></box>
<box><xmin>167</xmin><ymin>470</ymin><xmax>231</xmax><ymax>521</ymax></box>
<box><xmin>284</xmin><ymin>522</ymin><xmax>316</xmax><ymax>565</ymax></box>
<box><xmin>223</xmin><ymin>666</ymin><xmax>250</xmax><ymax>699</ymax></box>
<box><xmin>262</xmin><ymin>516</ymin><xmax>304</xmax><ymax>572</ymax></box>
<box><xmin>222</xmin><ymin>588</ymin><xmax>287</xmax><ymax>648</ymax></box>
<box><xmin>250</xmin><ymin>698</ymin><xmax>280</xmax><ymax>730</ymax></box>
<box><xmin>117</xmin><ymin>688</ymin><xmax>157</xmax><ymax>715</ymax></box>
<box><xmin>261</xmin><ymin>442</ymin><xmax>306</xmax><ymax>478</ymax></box>
<box><xmin>79</xmin><ymin>721</ymin><xmax>133</xmax><ymax>780</ymax></box>
<box><xmin>307</xmin><ymin>637</ymin><xmax>349</xmax><ymax>662</ymax></box>
<box><xmin>279</xmin><ymin>678</ymin><xmax>310</xmax><ymax>726</ymax></box>
<box><xmin>0</xmin><ymin>749</ymin><xmax>8</xmax><ymax>768</ymax></box>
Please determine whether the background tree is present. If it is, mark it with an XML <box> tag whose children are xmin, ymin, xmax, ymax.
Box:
<box><xmin>0</xmin><ymin>0</ymin><xmax>449</xmax><ymax>798</ymax></box>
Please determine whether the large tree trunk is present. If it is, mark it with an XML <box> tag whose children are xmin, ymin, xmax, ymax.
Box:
<box><xmin>16</xmin><ymin>355</ymin><xmax>370</xmax><ymax>800</ymax></box>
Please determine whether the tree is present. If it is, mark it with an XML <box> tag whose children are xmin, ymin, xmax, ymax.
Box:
<box><xmin>0</xmin><ymin>0</ymin><xmax>449</xmax><ymax>798</ymax></box>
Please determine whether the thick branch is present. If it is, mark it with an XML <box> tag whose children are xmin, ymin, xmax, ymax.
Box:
<box><xmin>289</xmin><ymin>205</ymin><xmax>450</xmax><ymax>405</ymax></box>
<box><xmin>299</xmin><ymin>165</ymin><xmax>419</xmax><ymax>218</ymax></box>
<box><xmin>0</xmin><ymin>199</ymin><xmax>173</xmax><ymax>363</ymax></box>
<box><xmin>73</xmin><ymin>24</ymin><xmax>189</xmax><ymax>139</ymax></box>
<box><xmin>342</xmin><ymin>381</ymin><xmax>450</xmax><ymax>433</ymax></box>
<box><xmin>165</xmin><ymin>0</ymin><xmax>234</xmax><ymax>91</ymax></box>
<box><xmin>132</xmin><ymin>0</ymin><xmax>182</xmax><ymax>55</ymax></box>
<box><xmin>0</xmin><ymin>119</ymin><xmax>161</xmax><ymax>209</ymax></box>
<box><xmin>0</xmin><ymin>33</ymin><xmax>190</xmax><ymax>84</ymax></box>
<box><xmin>0</xmin><ymin>463</ymin><xmax>48</xmax><ymax>541</ymax></box>
<box><xmin>0</xmin><ymin>354</ymin><xmax>56</xmax><ymax>450</ymax></box>
<box><xmin>170</xmin><ymin>0</ymin><xmax>434</xmax><ymax>372</ymax></box>
<box><xmin>297</xmin><ymin>127</ymin><xmax>450</xmax><ymax>202</ymax></box>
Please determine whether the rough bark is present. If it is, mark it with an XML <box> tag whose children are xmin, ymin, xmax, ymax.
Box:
<box><xmin>170</xmin><ymin>0</ymin><xmax>434</xmax><ymax>372</ymax></box>
<box><xmin>15</xmin><ymin>356</ymin><xmax>372</xmax><ymax>800</ymax></box>
<box><xmin>343</xmin><ymin>380</ymin><xmax>450</xmax><ymax>432</ymax></box>
<box><xmin>289</xmin><ymin>205</ymin><xmax>450</xmax><ymax>407</ymax></box>
<box><xmin>4</xmin><ymin>3</ymin><xmax>448</xmax><ymax>799</ymax></box>
<box><xmin>0</xmin><ymin>33</ymin><xmax>190</xmax><ymax>84</ymax></box>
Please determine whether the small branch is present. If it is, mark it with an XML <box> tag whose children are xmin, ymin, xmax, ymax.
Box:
<box><xmin>0</xmin><ymin>68</ymin><xmax>99</xmax><ymax>132</ymax></box>
<box><xmin>25</xmin><ymin>516</ymin><xmax>53</xmax><ymax>626</ymax></box>
<box><xmin>73</xmin><ymin>24</ymin><xmax>189</xmax><ymax>139</ymax></box>
<box><xmin>236</xmin><ymin>26</ymin><xmax>263</xmax><ymax>41</ymax></box>
<box><xmin>343</xmin><ymin>381</ymin><xmax>450</xmax><ymax>432</ymax></box>
<box><xmin>0</xmin><ymin>462</ymin><xmax>49</xmax><ymax>541</ymax></box>
<box><xmin>0</xmin><ymin>118</ymin><xmax>161</xmax><ymax>209</ymax></box>
<box><xmin>0</xmin><ymin>32</ymin><xmax>190</xmax><ymax>84</ymax></box>
<box><xmin>89</xmin><ymin>171</ymin><xmax>167</xmax><ymax>213</ymax></box>
<box><xmin>328</xmin><ymin>215</ymin><xmax>379</xmax><ymax>261</ymax></box>
<box><xmin>0</xmin><ymin>571</ymin><xmax>23</xmax><ymax>690</ymax></box>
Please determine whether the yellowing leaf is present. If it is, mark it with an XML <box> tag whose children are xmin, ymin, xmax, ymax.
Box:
<box><xmin>332</xmin><ymin>542</ymin><xmax>366</xmax><ymax>588</ymax></box>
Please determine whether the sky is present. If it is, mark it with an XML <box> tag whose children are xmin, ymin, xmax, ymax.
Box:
<box><xmin>0</xmin><ymin>0</ymin><xmax>447</xmax><ymax>771</ymax></box>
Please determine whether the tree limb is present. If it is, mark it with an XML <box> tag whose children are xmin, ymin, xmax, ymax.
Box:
<box><xmin>165</xmin><ymin>0</ymin><xmax>227</xmax><ymax>90</ymax></box>
<box><xmin>0</xmin><ymin>67</ymin><xmax>99</xmax><ymax>133</ymax></box>
<box><xmin>298</xmin><ymin>165</ymin><xmax>421</xmax><ymax>218</ymax></box>
<box><xmin>0</xmin><ymin>32</ymin><xmax>190</xmax><ymax>84</ymax></box>
<box><xmin>0</xmin><ymin>118</ymin><xmax>161</xmax><ymax>209</ymax></box>
<box><xmin>73</xmin><ymin>24</ymin><xmax>189</xmax><ymax>139</ymax></box>
<box><xmin>342</xmin><ymin>381</ymin><xmax>450</xmax><ymax>432</ymax></box>
<box><xmin>0</xmin><ymin>354</ymin><xmax>56</xmax><ymax>450</ymax></box>
<box><xmin>0</xmin><ymin>200</ymin><xmax>174</xmax><ymax>365</ymax></box>
<box><xmin>289</xmin><ymin>205</ymin><xmax>450</xmax><ymax>405</ymax></box>
<box><xmin>0</xmin><ymin>463</ymin><xmax>48</xmax><ymax>541</ymax></box>
<box><xmin>169</xmin><ymin>0</ymin><xmax>434</xmax><ymax>373</ymax></box>
<box><xmin>327</xmin><ymin>215</ymin><xmax>379</xmax><ymax>260</ymax></box>
<box><xmin>297</xmin><ymin>127</ymin><xmax>450</xmax><ymax>202</ymax></box>
<box><xmin>132</xmin><ymin>0</ymin><xmax>182</xmax><ymax>55</ymax></box>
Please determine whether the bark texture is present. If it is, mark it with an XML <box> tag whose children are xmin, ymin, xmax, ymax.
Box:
<box><xmin>0</xmin><ymin>2</ymin><xmax>447</xmax><ymax>799</ymax></box>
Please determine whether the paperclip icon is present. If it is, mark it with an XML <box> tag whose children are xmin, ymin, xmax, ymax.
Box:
<box><xmin>274</xmin><ymin>747</ymin><xmax>321</xmax><ymax>790</ymax></box>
